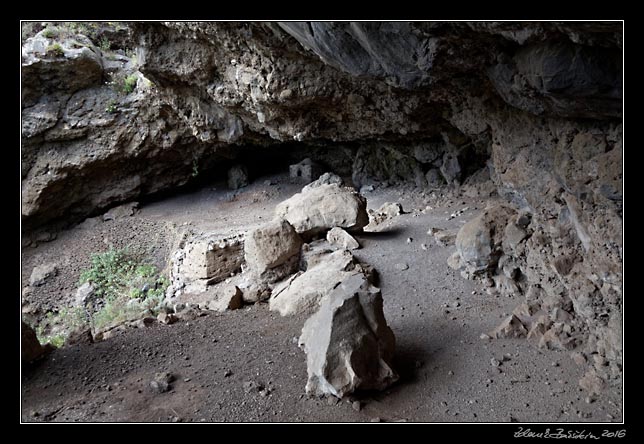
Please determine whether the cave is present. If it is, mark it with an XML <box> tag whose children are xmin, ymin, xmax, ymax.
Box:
<box><xmin>20</xmin><ymin>21</ymin><xmax>623</xmax><ymax>424</ymax></box>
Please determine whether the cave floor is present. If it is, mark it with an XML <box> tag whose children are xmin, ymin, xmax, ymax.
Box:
<box><xmin>21</xmin><ymin>173</ymin><xmax>623</xmax><ymax>423</ymax></box>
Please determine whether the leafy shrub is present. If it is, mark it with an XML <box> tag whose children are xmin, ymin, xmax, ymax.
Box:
<box><xmin>79</xmin><ymin>247</ymin><xmax>167</xmax><ymax>302</ymax></box>
<box><xmin>32</xmin><ymin>247</ymin><xmax>170</xmax><ymax>339</ymax></box>
<box><xmin>105</xmin><ymin>100</ymin><xmax>118</xmax><ymax>114</ymax></box>
<box><xmin>35</xmin><ymin>306</ymin><xmax>87</xmax><ymax>347</ymax></box>
<box><xmin>122</xmin><ymin>74</ymin><xmax>138</xmax><ymax>94</ymax></box>
<box><xmin>42</xmin><ymin>27</ymin><xmax>58</xmax><ymax>39</ymax></box>
<box><xmin>99</xmin><ymin>36</ymin><xmax>111</xmax><ymax>51</ymax></box>
<box><xmin>79</xmin><ymin>248</ymin><xmax>168</xmax><ymax>331</ymax></box>
<box><xmin>46</xmin><ymin>43</ymin><xmax>64</xmax><ymax>57</ymax></box>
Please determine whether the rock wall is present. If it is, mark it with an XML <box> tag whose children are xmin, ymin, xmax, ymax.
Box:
<box><xmin>21</xmin><ymin>24</ymin><xmax>220</xmax><ymax>233</ymax></box>
<box><xmin>21</xmin><ymin>21</ymin><xmax>622</xmax><ymax>388</ymax></box>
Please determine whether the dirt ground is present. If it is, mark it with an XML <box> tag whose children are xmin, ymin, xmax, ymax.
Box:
<box><xmin>20</xmin><ymin>172</ymin><xmax>624</xmax><ymax>423</ymax></box>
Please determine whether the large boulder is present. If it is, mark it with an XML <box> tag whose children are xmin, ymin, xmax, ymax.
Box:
<box><xmin>275</xmin><ymin>183</ymin><xmax>369</xmax><ymax>238</ymax></box>
<box><xmin>301</xmin><ymin>172</ymin><xmax>344</xmax><ymax>192</ymax></box>
<box><xmin>244</xmin><ymin>219</ymin><xmax>302</xmax><ymax>283</ymax></box>
<box><xmin>269</xmin><ymin>250</ymin><xmax>358</xmax><ymax>316</ymax></box>
<box><xmin>29</xmin><ymin>262</ymin><xmax>58</xmax><ymax>286</ymax></box>
<box><xmin>454</xmin><ymin>204</ymin><xmax>516</xmax><ymax>275</ymax></box>
<box><xmin>168</xmin><ymin>233</ymin><xmax>244</xmax><ymax>297</ymax></box>
<box><xmin>22</xmin><ymin>321</ymin><xmax>45</xmax><ymax>362</ymax></box>
<box><xmin>298</xmin><ymin>272</ymin><xmax>398</xmax><ymax>398</ymax></box>
<box><xmin>227</xmin><ymin>164</ymin><xmax>249</xmax><ymax>190</ymax></box>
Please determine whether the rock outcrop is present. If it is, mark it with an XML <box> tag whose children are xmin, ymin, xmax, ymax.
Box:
<box><xmin>21</xmin><ymin>21</ymin><xmax>622</xmax><ymax>391</ymax></box>
<box><xmin>21</xmin><ymin>24</ymin><xmax>215</xmax><ymax>233</ymax></box>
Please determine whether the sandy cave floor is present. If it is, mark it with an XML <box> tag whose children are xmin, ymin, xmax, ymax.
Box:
<box><xmin>20</xmin><ymin>172</ymin><xmax>623</xmax><ymax>423</ymax></box>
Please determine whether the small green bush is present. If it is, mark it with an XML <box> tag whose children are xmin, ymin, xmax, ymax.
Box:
<box><xmin>35</xmin><ymin>306</ymin><xmax>87</xmax><ymax>347</ymax></box>
<box><xmin>99</xmin><ymin>36</ymin><xmax>111</xmax><ymax>51</ymax></box>
<box><xmin>105</xmin><ymin>100</ymin><xmax>118</xmax><ymax>114</ymax></box>
<box><xmin>34</xmin><ymin>247</ymin><xmax>168</xmax><ymax>347</ymax></box>
<box><xmin>122</xmin><ymin>74</ymin><xmax>138</xmax><ymax>94</ymax></box>
<box><xmin>42</xmin><ymin>27</ymin><xmax>58</xmax><ymax>39</ymax></box>
<box><xmin>46</xmin><ymin>43</ymin><xmax>64</xmax><ymax>57</ymax></box>
<box><xmin>79</xmin><ymin>247</ymin><xmax>168</xmax><ymax>331</ymax></box>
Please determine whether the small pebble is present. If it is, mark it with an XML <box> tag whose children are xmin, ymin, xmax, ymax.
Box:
<box><xmin>490</xmin><ymin>358</ymin><xmax>501</xmax><ymax>367</ymax></box>
<box><xmin>448</xmin><ymin>370</ymin><xmax>454</xmax><ymax>376</ymax></box>
<box><xmin>352</xmin><ymin>401</ymin><xmax>362</xmax><ymax>412</ymax></box>
<box><xmin>370</xmin><ymin>417</ymin><xmax>381</xmax><ymax>423</ymax></box>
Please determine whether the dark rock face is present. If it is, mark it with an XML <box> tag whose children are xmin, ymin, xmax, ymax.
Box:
<box><xmin>22</xmin><ymin>321</ymin><xmax>45</xmax><ymax>362</ymax></box>
<box><xmin>21</xmin><ymin>33</ymin><xmax>104</xmax><ymax>107</ymax></box>
<box><xmin>488</xmin><ymin>40</ymin><xmax>622</xmax><ymax>119</ymax></box>
<box><xmin>21</xmin><ymin>21</ymin><xmax>622</xmax><ymax>389</ymax></box>
<box><xmin>278</xmin><ymin>22</ymin><xmax>432</xmax><ymax>89</ymax></box>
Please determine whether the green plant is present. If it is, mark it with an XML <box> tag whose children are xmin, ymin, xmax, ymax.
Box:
<box><xmin>35</xmin><ymin>306</ymin><xmax>87</xmax><ymax>348</ymax></box>
<box><xmin>79</xmin><ymin>247</ymin><xmax>168</xmax><ymax>331</ymax></box>
<box><xmin>122</xmin><ymin>74</ymin><xmax>138</xmax><ymax>94</ymax></box>
<box><xmin>192</xmin><ymin>159</ymin><xmax>199</xmax><ymax>178</ymax></box>
<box><xmin>33</xmin><ymin>247</ymin><xmax>168</xmax><ymax>347</ymax></box>
<box><xmin>66</xmin><ymin>22</ymin><xmax>89</xmax><ymax>36</ymax></box>
<box><xmin>105</xmin><ymin>100</ymin><xmax>118</xmax><ymax>114</ymax></box>
<box><xmin>48</xmin><ymin>334</ymin><xmax>66</xmax><ymax>348</ymax></box>
<box><xmin>46</xmin><ymin>43</ymin><xmax>64</xmax><ymax>57</ymax></box>
<box><xmin>143</xmin><ymin>77</ymin><xmax>156</xmax><ymax>90</ymax></box>
<box><xmin>99</xmin><ymin>36</ymin><xmax>111</xmax><ymax>51</ymax></box>
<box><xmin>42</xmin><ymin>27</ymin><xmax>58</xmax><ymax>38</ymax></box>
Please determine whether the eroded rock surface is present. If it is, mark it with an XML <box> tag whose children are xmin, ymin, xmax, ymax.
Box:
<box><xmin>21</xmin><ymin>21</ymin><xmax>622</xmax><ymax>392</ymax></box>
<box><xmin>168</xmin><ymin>233</ymin><xmax>244</xmax><ymax>297</ymax></box>
<box><xmin>275</xmin><ymin>183</ymin><xmax>369</xmax><ymax>238</ymax></box>
<box><xmin>299</xmin><ymin>272</ymin><xmax>398</xmax><ymax>398</ymax></box>
<box><xmin>244</xmin><ymin>219</ymin><xmax>302</xmax><ymax>283</ymax></box>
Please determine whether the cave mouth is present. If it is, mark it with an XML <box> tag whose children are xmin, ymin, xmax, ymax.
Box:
<box><xmin>20</xmin><ymin>20</ymin><xmax>622</xmax><ymax>424</ymax></box>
